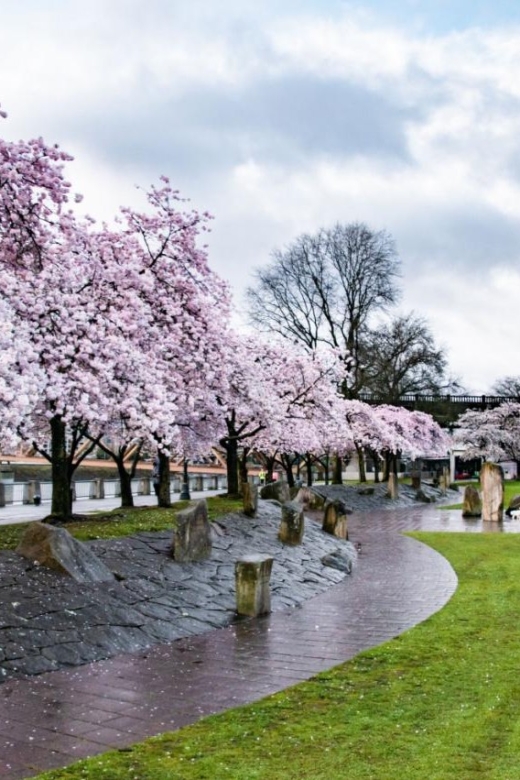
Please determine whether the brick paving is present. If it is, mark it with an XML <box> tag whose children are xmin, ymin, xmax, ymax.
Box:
<box><xmin>0</xmin><ymin>504</ymin><xmax>491</xmax><ymax>779</ymax></box>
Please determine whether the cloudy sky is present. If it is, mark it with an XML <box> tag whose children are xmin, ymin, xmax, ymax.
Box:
<box><xmin>2</xmin><ymin>0</ymin><xmax>520</xmax><ymax>392</ymax></box>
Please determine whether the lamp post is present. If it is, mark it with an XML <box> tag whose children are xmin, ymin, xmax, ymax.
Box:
<box><xmin>179</xmin><ymin>458</ymin><xmax>191</xmax><ymax>500</ymax></box>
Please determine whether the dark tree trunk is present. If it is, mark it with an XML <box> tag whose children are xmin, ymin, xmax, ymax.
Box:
<box><xmin>324</xmin><ymin>452</ymin><xmax>330</xmax><ymax>485</ymax></box>
<box><xmin>265</xmin><ymin>453</ymin><xmax>278</xmax><ymax>483</ymax></box>
<box><xmin>372</xmin><ymin>451</ymin><xmax>381</xmax><ymax>483</ymax></box>
<box><xmin>355</xmin><ymin>444</ymin><xmax>367</xmax><ymax>483</ymax></box>
<box><xmin>117</xmin><ymin>461</ymin><xmax>134</xmax><ymax>508</ymax></box>
<box><xmin>223</xmin><ymin>437</ymin><xmax>240</xmax><ymax>497</ymax></box>
<box><xmin>304</xmin><ymin>453</ymin><xmax>313</xmax><ymax>486</ymax></box>
<box><xmin>157</xmin><ymin>451</ymin><xmax>171</xmax><ymax>507</ymax></box>
<box><xmin>332</xmin><ymin>453</ymin><xmax>343</xmax><ymax>485</ymax></box>
<box><xmin>280</xmin><ymin>453</ymin><xmax>295</xmax><ymax>487</ymax></box>
<box><xmin>239</xmin><ymin>447</ymin><xmax>250</xmax><ymax>493</ymax></box>
<box><xmin>50</xmin><ymin>415</ymin><xmax>73</xmax><ymax>518</ymax></box>
<box><xmin>393</xmin><ymin>451</ymin><xmax>400</xmax><ymax>477</ymax></box>
<box><xmin>383</xmin><ymin>451</ymin><xmax>391</xmax><ymax>482</ymax></box>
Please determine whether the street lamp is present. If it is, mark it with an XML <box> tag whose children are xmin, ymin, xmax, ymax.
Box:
<box><xmin>179</xmin><ymin>458</ymin><xmax>191</xmax><ymax>500</ymax></box>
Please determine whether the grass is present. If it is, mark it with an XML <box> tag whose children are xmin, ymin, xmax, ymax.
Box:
<box><xmin>441</xmin><ymin>479</ymin><xmax>520</xmax><ymax>511</ymax></box>
<box><xmin>0</xmin><ymin>495</ymin><xmax>243</xmax><ymax>550</ymax></box>
<box><xmin>30</xmin><ymin>531</ymin><xmax>520</xmax><ymax>780</ymax></box>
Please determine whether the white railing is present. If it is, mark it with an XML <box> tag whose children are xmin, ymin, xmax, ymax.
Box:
<box><xmin>0</xmin><ymin>473</ymin><xmax>228</xmax><ymax>507</ymax></box>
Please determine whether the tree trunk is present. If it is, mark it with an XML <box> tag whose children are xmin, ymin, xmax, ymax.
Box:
<box><xmin>305</xmin><ymin>453</ymin><xmax>313</xmax><ymax>486</ymax></box>
<box><xmin>332</xmin><ymin>453</ymin><xmax>343</xmax><ymax>485</ymax></box>
<box><xmin>324</xmin><ymin>452</ymin><xmax>330</xmax><ymax>485</ymax></box>
<box><xmin>224</xmin><ymin>438</ymin><xmax>240</xmax><ymax>497</ymax></box>
<box><xmin>50</xmin><ymin>415</ymin><xmax>73</xmax><ymax>518</ymax></box>
<box><xmin>393</xmin><ymin>452</ymin><xmax>400</xmax><ymax>477</ymax></box>
<box><xmin>116</xmin><ymin>458</ymin><xmax>134</xmax><ymax>508</ymax></box>
<box><xmin>239</xmin><ymin>447</ymin><xmax>250</xmax><ymax>494</ymax></box>
<box><xmin>372</xmin><ymin>451</ymin><xmax>381</xmax><ymax>483</ymax></box>
<box><xmin>356</xmin><ymin>444</ymin><xmax>367</xmax><ymax>483</ymax></box>
<box><xmin>157</xmin><ymin>451</ymin><xmax>171</xmax><ymax>507</ymax></box>
<box><xmin>280</xmin><ymin>453</ymin><xmax>295</xmax><ymax>487</ymax></box>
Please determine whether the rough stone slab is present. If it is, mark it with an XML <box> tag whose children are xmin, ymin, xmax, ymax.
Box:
<box><xmin>242</xmin><ymin>482</ymin><xmax>258</xmax><ymax>517</ymax></box>
<box><xmin>260</xmin><ymin>481</ymin><xmax>291</xmax><ymax>504</ymax></box>
<box><xmin>322</xmin><ymin>499</ymin><xmax>349</xmax><ymax>539</ymax></box>
<box><xmin>173</xmin><ymin>500</ymin><xmax>212</xmax><ymax>562</ymax></box>
<box><xmin>279</xmin><ymin>501</ymin><xmax>305</xmax><ymax>545</ymax></box>
<box><xmin>462</xmin><ymin>485</ymin><xmax>482</xmax><ymax>517</ymax></box>
<box><xmin>16</xmin><ymin>523</ymin><xmax>115</xmax><ymax>583</ymax></box>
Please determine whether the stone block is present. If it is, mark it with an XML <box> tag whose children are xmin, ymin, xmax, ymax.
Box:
<box><xmin>506</xmin><ymin>494</ymin><xmax>520</xmax><ymax>516</ymax></box>
<box><xmin>260</xmin><ymin>481</ymin><xmax>291</xmax><ymax>504</ymax></box>
<box><xmin>322</xmin><ymin>499</ymin><xmax>349</xmax><ymax>539</ymax></box>
<box><xmin>321</xmin><ymin>548</ymin><xmax>355</xmax><ymax>573</ymax></box>
<box><xmin>294</xmin><ymin>486</ymin><xmax>326</xmax><ymax>509</ymax></box>
<box><xmin>242</xmin><ymin>482</ymin><xmax>258</xmax><ymax>517</ymax></box>
<box><xmin>278</xmin><ymin>501</ymin><xmax>305</xmax><ymax>545</ymax></box>
<box><xmin>172</xmin><ymin>500</ymin><xmax>212</xmax><ymax>562</ymax></box>
<box><xmin>16</xmin><ymin>523</ymin><xmax>115</xmax><ymax>583</ymax></box>
<box><xmin>235</xmin><ymin>554</ymin><xmax>273</xmax><ymax>616</ymax></box>
<box><xmin>462</xmin><ymin>485</ymin><xmax>482</xmax><ymax>517</ymax></box>
<box><xmin>481</xmin><ymin>462</ymin><xmax>504</xmax><ymax>522</ymax></box>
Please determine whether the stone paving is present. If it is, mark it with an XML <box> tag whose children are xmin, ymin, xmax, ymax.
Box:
<box><xmin>0</xmin><ymin>502</ymin><xmax>353</xmax><ymax>683</ymax></box>
<box><xmin>1</xmin><ymin>489</ymin><xmax>514</xmax><ymax>779</ymax></box>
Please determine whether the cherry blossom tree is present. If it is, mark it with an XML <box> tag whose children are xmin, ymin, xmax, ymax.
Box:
<box><xmin>217</xmin><ymin>335</ymin><xmax>345</xmax><ymax>495</ymax></box>
<box><xmin>0</xmin><ymin>107</ymin><xmax>231</xmax><ymax>517</ymax></box>
<box><xmin>454</xmin><ymin>402</ymin><xmax>520</xmax><ymax>463</ymax></box>
<box><xmin>372</xmin><ymin>404</ymin><xmax>449</xmax><ymax>479</ymax></box>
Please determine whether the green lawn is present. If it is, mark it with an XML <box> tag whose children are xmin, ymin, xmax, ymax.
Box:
<box><xmin>31</xmin><ymin>531</ymin><xmax>520</xmax><ymax>780</ymax></box>
<box><xmin>442</xmin><ymin>479</ymin><xmax>520</xmax><ymax>511</ymax></box>
<box><xmin>0</xmin><ymin>495</ymin><xmax>243</xmax><ymax>550</ymax></box>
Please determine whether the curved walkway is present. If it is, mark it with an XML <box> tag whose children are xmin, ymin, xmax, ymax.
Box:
<box><xmin>0</xmin><ymin>506</ymin><xmax>463</xmax><ymax>779</ymax></box>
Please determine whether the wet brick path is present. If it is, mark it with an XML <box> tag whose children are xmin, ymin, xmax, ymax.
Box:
<box><xmin>0</xmin><ymin>504</ymin><xmax>483</xmax><ymax>779</ymax></box>
<box><xmin>0</xmin><ymin>503</ymin><xmax>352</xmax><ymax>683</ymax></box>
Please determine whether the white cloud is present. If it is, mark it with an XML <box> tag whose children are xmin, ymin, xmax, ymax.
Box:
<box><xmin>2</xmin><ymin>1</ymin><xmax>520</xmax><ymax>390</ymax></box>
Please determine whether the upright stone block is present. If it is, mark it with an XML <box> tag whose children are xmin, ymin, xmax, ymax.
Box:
<box><xmin>172</xmin><ymin>500</ymin><xmax>212</xmax><ymax>562</ymax></box>
<box><xmin>235</xmin><ymin>555</ymin><xmax>273</xmax><ymax>616</ymax></box>
<box><xmin>462</xmin><ymin>485</ymin><xmax>482</xmax><ymax>517</ymax></box>
<box><xmin>322</xmin><ymin>499</ymin><xmax>349</xmax><ymax>540</ymax></box>
<box><xmin>242</xmin><ymin>482</ymin><xmax>258</xmax><ymax>517</ymax></box>
<box><xmin>481</xmin><ymin>462</ymin><xmax>504</xmax><ymax>522</ymax></box>
<box><xmin>278</xmin><ymin>500</ymin><xmax>304</xmax><ymax>545</ymax></box>
<box><xmin>411</xmin><ymin>472</ymin><xmax>421</xmax><ymax>490</ymax></box>
<box><xmin>438</xmin><ymin>467</ymin><xmax>450</xmax><ymax>495</ymax></box>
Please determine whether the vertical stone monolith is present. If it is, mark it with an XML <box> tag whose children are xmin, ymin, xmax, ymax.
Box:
<box><xmin>278</xmin><ymin>501</ymin><xmax>304</xmax><ymax>545</ymax></box>
<box><xmin>481</xmin><ymin>462</ymin><xmax>504</xmax><ymax>522</ymax></box>
<box><xmin>235</xmin><ymin>555</ymin><xmax>274</xmax><ymax>616</ymax></box>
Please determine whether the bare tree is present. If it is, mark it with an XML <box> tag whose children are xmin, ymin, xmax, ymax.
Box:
<box><xmin>361</xmin><ymin>313</ymin><xmax>458</xmax><ymax>402</ymax></box>
<box><xmin>247</xmin><ymin>222</ymin><xmax>401</xmax><ymax>397</ymax></box>
<box><xmin>491</xmin><ymin>376</ymin><xmax>520</xmax><ymax>397</ymax></box>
